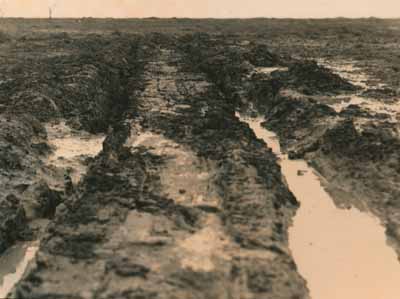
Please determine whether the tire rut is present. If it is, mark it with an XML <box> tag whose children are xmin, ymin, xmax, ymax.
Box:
<box><xmin>10</xmin><ymin>44</ymin><xmax>309</xmax><ymax>299</ymax></box>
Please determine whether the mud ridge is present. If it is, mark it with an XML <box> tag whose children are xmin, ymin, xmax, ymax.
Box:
<box><xmin>8</xmin><ymin>38</ymin><xmax>310</xmax><ymax>299</ymax></box>
<box><xmin>243</xmin><ymin>55</ymin><xmax>400</xmax><ymax>261</ymax></box>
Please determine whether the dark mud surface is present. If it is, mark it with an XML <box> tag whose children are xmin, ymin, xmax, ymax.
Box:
<box><xmin>1</xmin><ymin>31</ymin><xmax>309</xmax><ymax>299</ymax></box>
<box><xmin>245</xmin><ymin>60</ymin><xmax>400</xmax><ymax>260</ymax></box>
<box><xmin>1</xmin><ymin>19</ymin><xmax>400</xmax><ymax>299</ymax></box>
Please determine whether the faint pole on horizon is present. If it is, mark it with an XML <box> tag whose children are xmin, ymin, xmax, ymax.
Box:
<box><xmin>48</xmin><ymin>1</ymin><xmax>57</xmax><ymax>19</ymax></box>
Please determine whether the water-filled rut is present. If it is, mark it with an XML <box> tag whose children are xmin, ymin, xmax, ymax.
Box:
<box><xmin>238</xmin><ymin>114</ymin><xmax>400</xmax><ymax>299</ymax></box>
<box><xmin>0</xmin><ymin>122</ymin><xmax>105</xmax><ymax>298</ymax></box>
<box><xmin>0</xmin><ymin>242</ymin><xmax>39</xmax><ymax>299</ymax></box>
<box><xmin>44</xmin><ymin>121</ymin><xmax>105</xmax><ymax>186</ymax></box>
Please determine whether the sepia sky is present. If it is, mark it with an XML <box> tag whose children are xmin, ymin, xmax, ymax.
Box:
<box><xmin>1</xmin><ymin>0</ymin><xmax>400</xmax><ymax>18</ymax></box>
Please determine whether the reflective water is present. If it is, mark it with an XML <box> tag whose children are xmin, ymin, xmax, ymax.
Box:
<box><xmin>45</xmin><ymin>121</ymin><xmax>105</xmax><ymax>184</ymax></box>
<box><xmin>317</xmin><ymin>60</ymin><xmax>400</xmax><ymax>122</ymax></box>
<box><xmin>0</xmin><ymin>242</ymin><xmax>39</xmax><ymax>299</ymax></box>
<box><xmin>253</xmin><ymin>66</ymin><xmax>289</xmax><ymax>75</ymax></box>
<box><xmin>239</xmin><ymin>115</ymin><xmax>400</xmax><ymax>299</ymax></box>
<box><xmin>329</xmin><ymin>95</ymin><xmax>400</xmax><ymax>121</ymax></box>
<box><xmin>317</xmin><ymin>59</ymin><xmax>371</xmax><ymax>88</ymax></box>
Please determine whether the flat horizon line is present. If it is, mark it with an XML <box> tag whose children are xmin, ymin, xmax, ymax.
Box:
<box><xmin>0</xmin><ymin>16</ymin><xmax>399</xmax><ymax>20</ymax></box>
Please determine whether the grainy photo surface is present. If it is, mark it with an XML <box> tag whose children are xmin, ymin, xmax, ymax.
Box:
<box><xmin>0</xmin><ymin>1</ymin><xmax>400</xmax><ymax>299</ymax></box>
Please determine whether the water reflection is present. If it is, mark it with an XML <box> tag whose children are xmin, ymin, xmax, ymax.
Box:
<box><xmin>239</xmin><ymin>114</ymin><xmax>400</xmax><ymax>299</ymax></box>
<box><xmin>0</xmin><ymin>242</ymin><xmax>39</xmax><ymax>299</ymax></box>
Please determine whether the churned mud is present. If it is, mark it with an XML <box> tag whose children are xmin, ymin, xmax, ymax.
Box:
<box><xmin>0</xmin><ymin>40</ymin><xmax>309</xmax><ymax>299</ymax></box>
<box><xmin>0</xmin><ymin>122</ymin><xmax>104</xmax><ymax>298</ymax></box>
<box><xmin>249</xmin><ymin>52</ymin><xmax>400</xmax><ymax>264</ymax></box>
<box><xmin>44</xmin><ymin>121</ymin><xmax>105</xmax><ymax>186</ymax></box>
<box><xmin>317</xmin><ymin>59</ymin><xmax>372</xmax><ymax>88</ymax></box>
<box><xmin>1</xmin><ymin>20</ymin><xmax>400</xmax><ymax>299</ymax></box>
<box><xmin>240</xmin><ymin>116</ymin><xmax>400</xmax><ymax>299</ymax></box>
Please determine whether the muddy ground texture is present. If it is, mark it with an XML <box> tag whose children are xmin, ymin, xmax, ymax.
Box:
<box><xmin>0</xmin><ymin>19</ymin><xmax>399</xmax><ymax>298</ymax></box>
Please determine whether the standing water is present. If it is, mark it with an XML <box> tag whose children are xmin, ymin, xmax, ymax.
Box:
<box><xmin>0</xmin><ymin>242</ymin><xmax>39</xmax><ymax>298</ymax></box>
<box><xmin>0</xmin><ymin>123</ymin><xmax>105</xmax><ymax>298</ymax></box>
<box><xmin>45</xmin><ymin>121</ymin><xmax>105</xmax><ymax>186</ymax></box>
<box><xmin>238</xmin><ymin>114</ymin><xmax>400</xmax><ymax>299</ymax></box>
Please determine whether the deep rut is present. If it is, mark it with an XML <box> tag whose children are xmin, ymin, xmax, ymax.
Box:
<box><xmin>9</xmin><ymin>46</ymin><xmax>309</xmax><ymax>299</ymax></box>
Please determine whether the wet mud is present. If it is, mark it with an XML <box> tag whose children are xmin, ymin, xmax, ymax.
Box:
<box><xmin>0</xmin><ymin>22</ymin><xmax>399</xmax><ymax>299</ymax></box>
<box><xmin>239</xmin><ymin>116</ymin><xmax>400</xmax><ymax>299</ymax></box>
<box><xmin>244</xmin><ymin>55</ymin><xmax>400</xmax><ymax>263</ymax></box>
<box><xmin>2</xmin><ymin>35</ymin><xmax>309</xmax><ymax>299</ymax></box>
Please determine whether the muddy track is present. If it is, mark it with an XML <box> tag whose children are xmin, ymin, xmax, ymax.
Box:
<box><xmin>2</xmin><ymin>28</ymin><xmax>399</xmax><ymax>299</ymax></box>
<box><xmin>242</xmin><ymin>55</ymin><xmax>400</xmax><ymax>261</ymax></box>
<box><xmin>0</xmin><ymin>33</ymin><xmax>150</xmax><ymax>257</ymax></box>
<box><xmin>5</xmin><ymin>41</ymin><xmax>310</xmax><ymax>299</ymax></box>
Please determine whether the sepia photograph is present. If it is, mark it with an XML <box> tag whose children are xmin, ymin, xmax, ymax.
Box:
<box><xmin>0</xmin><ymin>1</ymin><xmax>400</xmax><ymax>298</ymax></box>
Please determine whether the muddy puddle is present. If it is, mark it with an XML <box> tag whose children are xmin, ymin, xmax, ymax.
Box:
<box><xmin>329</xmin><ymin>95</ymin><xmax>400</xmax><ymax>120</ymax></box>
<box><xmin>254</xmin><ymin>66</ymin><xmax>288</xmax><ymax>74</ymax></box>
<box><xmin>248</xmin><ymin>66</ymin><xmax>288</xmax><ymax>78</ymax></box>
<box><xmin>317</xmin><ymin>60</ymin><xmax>400</xmax><ymax>121</ymax></box>
<box><xmin>238</xmin><ymin>114</ymin><xmax>400</xmax><ymax>299</ymax></box>
<box><xmin>317</xmin><ymin>59</ymin><xmax>372</xmax><ymax>88</ymax></box>
<box><xmin>0</xmin><ymin>122</ymin><xmax>106</xmax><ymax>298</ymax></box>
<box><xmin>44</xmin><ymin>121</ymin><xmax>105</xmax><ymax>186</ymax></box>
<box><xmin>0</xmin><ymin>242</ymin><xmax>39</xmax><ymax>298</ymax></box>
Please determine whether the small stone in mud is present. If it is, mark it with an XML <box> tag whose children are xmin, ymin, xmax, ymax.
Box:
<box><xmin>31</xmin><ymin>142</ymin><xmax>51</xmax><ymax>155</ymax></box>
<box><xmin>21</xmin><ymin>181</ymin><xmax>63</xmax><ymax>219</ymax></box>
<box><xmin>116</xmin><ymin>264</ymin><xmax>150</xmax><ymax>278</ymax></box>
<box><xmin>297</xmin><ymin>170</ymin><xmax>307</xmax><ymax>176</ymax></box>
<box><xmin>0</xmin><ymin>194</ymin><xmax>29</xmax><ymax>253</ymax></box>
<box><xmin>196</xmin><ymin>205</ymin><xmax>220</xmax><ymax>214</ymax></box>
<box><xmin>179</xmin><ymin>189</ymin><xmax>186</xmax><ymax>194</ymax></box>
<box><xmin>107</xmin><ymin>259</ymin><xmax>150</xmax><ymax>278</ymax></box>
<box><xmin>64</xmin><ymin>174</ymin><xmax>74</xmax><ymax>196</ymax></box>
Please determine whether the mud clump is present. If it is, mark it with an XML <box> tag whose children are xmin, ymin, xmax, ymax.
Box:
<box><xmin>179</xmin><ymin>34</ymin><xmax>252</xmax><ymax>101</ymax></box>
<box><xmin>0</xmin><ymin>33</ymin><xmax>149</xmax><ymax>257</ymax></box>
<box><xmin>0</xmin><ymin>114</ymin><xmax>45</xmax><ymax>171</ymax></box>
<box><xmin>0</xmin><ymin>115</ymin><xmax>48</xmax><ymax>253</ymax></box>
<box><xmin>0</xmin><ymin>34</ymin><xmax>148</xmax><ymax>134</ymax></box>
<box><xmin>21</xmin><ymin>181</ymin><xmax>63</xmax><ymax>220</ymax></box>
<box><xmin>245</xmin><ymin>77</ymin><xmax>282</xmax><ymax>113</ymax></box>
<box><xmin>361</xmin><ymin>87</ymin><xmax>398</xmax><ymax>100</ymax></box>
<box><xmin>339</xmin><ymin>104</ymin><xmax>374</xmax><ymax>118</ymax></box>
<box><xmin>260</xmin><ymin>95</ymin><xmax>336</xmax><ymax>153</ymax></box>
<box><xmin>7</xmin><ymin>37</ymin><xmax>309</xmax><ymax>299</ymax></box>
<box><xmin>0</xmin><ymin>195</ymin><xmax>29</xmax><ymax>254</ymax></box>
<box><xmin>321</xmin><ymin>119</ymin><xmax>400</xmax><ymax>162</ymax></box>
<box><xmin>273</xmin><ymin>60</ymin><xmax>358</xmax><ymax>95</ymax></box>
<box><xmin>247</xmin><ymin>62</ymin><xmax>400</xmax><ymax>260</ymax></box>
<box><xmin>0</xmin><ymin>31</ymin><xmax>10</xmax><ymax>43</ymax></box>
<box><xmin>244</xmin><ymin>43</ymin><xmax>282</xmax><ymax>67</ymax></box>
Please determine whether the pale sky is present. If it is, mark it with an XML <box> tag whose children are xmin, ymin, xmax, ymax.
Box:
<box><xmin>1</xmin><ymin>0</ymin><xmax>400</xmax><ymax>18</ymax></box>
